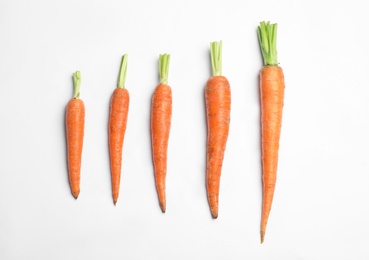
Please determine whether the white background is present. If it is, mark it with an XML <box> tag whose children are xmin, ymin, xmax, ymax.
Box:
<box><xmin>1</xmin><ymin>0</ymin><xmax>369</xmax><ymax>259</ymax></box>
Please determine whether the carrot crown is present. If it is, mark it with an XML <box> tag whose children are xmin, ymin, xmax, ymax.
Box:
<box><xmin>210</xmin><ymin>41</ymin><xmax>222</xmax><ymax>76</ymax></box>
<box><xmin>257</xmin><ymin>21</ymin><xmax>278</xmax><ymax>66</ymax></box>
<box><xmin>118</xmin><ymin>54</ymin><xmax>128</xmax><ymax>88</ymax></box>
<box><xmin>159</xmin><ymin>54</ymin><xmax>170</xmax><ymax>85</ymax></box>
<box><xmin>72</xmin><ymin>71</ymin><xmax>81</xmax><ymax>99</ymax></box>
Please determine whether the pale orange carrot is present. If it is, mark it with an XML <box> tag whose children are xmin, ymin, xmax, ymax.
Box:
<box><xmin>66</xmin><ymin>71</ymin><xmax>85</xmax><ymax>199</ymax></box>
<box><xmin>109</xmin><ymin>54</ymin><xmax>130</xmax><ymax>205</ymax></box>
<box><xmin>258</xmin><ymin>21</ymin><xmax>285</xmax><ymax>243</ymax></box>
<box><xmin>206</xmin><ymin>41</ymin><xmax>231</xmax><ymax>219</ymax></box>
<box><xmin>151</xmin><ymin>54</ymin><xmax>172</xmax><ymax>213</ymax></box>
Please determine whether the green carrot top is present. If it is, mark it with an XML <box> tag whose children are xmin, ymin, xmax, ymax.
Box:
<box><xmin>210</xmin><ymin>41</ymin><xmax>222</xmax><ymax>76</ymax></box>
<box><xmin>159</xmin><ymin>54</ymin><xmax>170</xmax><ymax>85</ymax></box>
<box><xmin>257</xmin><ymin>21</ymin><xmax>278</xmax><ymax>66</ymax></box>
<box><xmin>118</xmin><ymin>54</ymin><xmax>128</xmax><ymax>88</ymax></box>
<box><xmin>72</xmin><ymin>71</ymin><xmax>81</xmax><ymax>99</ymax></box>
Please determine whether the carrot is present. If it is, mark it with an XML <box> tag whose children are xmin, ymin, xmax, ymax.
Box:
<box><xmin>206</xmin><ymin>41</ymin><xmax>231</xmax><ymax>219</ymax></box>
<box><xmin>257</xmin><ymin>21</ymin><xmax>285</xmax><ymax>243</ymax></box>
<box><xmin>151</xmin><ymin>54</ymin><xmax>172</xmax><ymax>213</ymax></box>
<box><xmin>66</xmin><ymin>71</ymin><xmax>85</xmax><ymax>199</ymax></box>
<box><xmin>109</xmin><ymin>54</ymin><xmax>130</xmax><ymax>205</ymax></box>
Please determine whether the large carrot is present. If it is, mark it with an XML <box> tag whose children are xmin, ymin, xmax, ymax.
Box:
<box><xmin>109</xmin><ymin>54</ymin><xmax>130</xmax><ymax>205</ymax></box>
<box><xmin>206</xmin><ymin>41</ymin><xmax>231</xmax><ymax>219</ymax></box>
<box><xmin>66</xmin><ymin>71</ymin><xmax>85</xmax><ymax>199</ymax></box>
<box><xmin>257</xmin><ymin>21</ymin><xmax>285</xmax><ymax>243</ymax></box>
<box><xmin>151</xmin><ymin>54</ymin><xmax>172</xmax><ymax>213</ymax></box>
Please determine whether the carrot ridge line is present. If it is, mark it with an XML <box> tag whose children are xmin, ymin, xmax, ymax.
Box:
<box><xmin>72</xmin><ymin>71</ymin><xmax>81</xmax><ymax>99</ymax></box>
<box><xmin>210</xmin><ymin>40</ymin><xmax>222</xmax><ymax>76</ymax></box>
<box><xmin>159</xmin><ymin>54</ymin><xmax>170</xmax><ymax>85</ymax></box>
<box><xmin>118</xmin><ymin>54</ymin><xmax>128</xmax><ymax>88</ymax></box>
<box><xmin>257</xmin><ymin>21</ymin><xmax>278</xmax><ymax>66</ymax></box>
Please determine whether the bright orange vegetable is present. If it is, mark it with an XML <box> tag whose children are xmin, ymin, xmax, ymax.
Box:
<box><xmin>206</xmin><ymin>41</ymin><xmax>231</xmax><ymax>219</ymax></box>
<box><xmin>151</xmin><ymin>54</ymin><xmax>172</xmax><ymax>213</ymax></box>
<box><xmin>257</xmin><ymin>21</ymin><xmax>285</xmax><ymax>243</ymax></box>
<box><xmin>109</xmin><ymin>54</ymin><xmax>130</xmax><ymax>205</ymax></box>
<box><xmin>66</xmin><ymin>71</ymin><xmax>85</xmax><ymax>199</ymax></box>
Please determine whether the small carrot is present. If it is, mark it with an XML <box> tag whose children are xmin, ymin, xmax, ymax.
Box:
<box><xmin>206</xmin><ymin>41</ymin><xmax>231</xmax><ymax>219</ymax></box>
<box><xmin>257</xmin><ymin>21</ymin><xmax>285</xmax><ymax>243</ymax></box>
<box><xmin>66</xmin><ymin>71</ymin><xmax>85</xmax><ymax>199</ymax></box>
<box><xmin>151</xmin><ymin>54</ymin><xmax>172</xmax><ymax>213</ymax></box>
<box><xmin>109</xmin><ymin>54</ymin><xmax>130</xmax><ymax>205</ymax></box>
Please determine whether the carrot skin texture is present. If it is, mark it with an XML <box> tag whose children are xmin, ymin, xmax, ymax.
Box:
<box><xmin>66</xmin><ymin>98</ymin><xmax>85</xmax><ymax>199</ymax></box>
<box><xmin>109</xmin><ymin>88</ymin><xmax>129</xmax><ymax>205</ymax></box>
<box><xmin>205</xmin><ymin>75</ymin><xmax>231</xmax><ymax>219</ymax></box>
<box><xmin>260</xmin><ymin>65</ymin><xmax>285</xmax><ymax>243</ymax></box>
<box><xmin>151</xmin><ymin>83</ymin><xmax>172</xmax><ymax>213</ymax></box>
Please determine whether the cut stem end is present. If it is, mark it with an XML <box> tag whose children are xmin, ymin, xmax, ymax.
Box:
<box><xmin>210</xmin><ymin>41</ymin><xmax>222</xmax><ymax>76</ymax></box>
<box><xmin>159</xmin><ymin>54</ymin><xmax>170</xmax><ymax>85</ymax></box>
<box><xmin>72</xmin><ymin>71</ymin><xmax>81</xmax><ymax>99</ymax></box>
<box><xmin>118</xmin><ymin>54</ymin><xmax>128</xmax><ymax>88</ymax></box>
<box><xmin>257</xmin><ymin>21</ymin><xmax>278</xmax><ymax>66</ymax></box>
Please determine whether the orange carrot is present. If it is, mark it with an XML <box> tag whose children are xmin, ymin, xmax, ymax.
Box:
<box><xmin>109</xmin><ymin>54</ymin><xmax>130</xmax><ymax>205</ymax></box>
<box><xmin>206</xmin><ymin>41</ymin><xmax>231</xmax><ymax>219</ymax></box>
<box><xmin>66</xmin><ymin>71</ymin><xmax>85</xmax><ymax>199</ymax></box>
<box><xmin>151</xmin><ymin>54</ymin><xmax>172</xmax><ymax>213</ymax></box>
<box><xmin>257</xmin><ymin>21</ymin><xmax>285</xmax><ymax>243</ymax></box>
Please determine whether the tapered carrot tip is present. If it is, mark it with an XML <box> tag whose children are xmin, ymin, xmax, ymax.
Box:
<box><xmin>260</xmin><ymin>231</ymin><xmax>265</xmax><ymax>244</ymax></box>
<box><xmin>113</xmin><ymin>194</ymin><xmax>119</xmax><ymax>205</ymax></box>
<box><xmin>211</xmin><ymin>212</ymin><xmax>218</xmax><ymax>219</ymax></box>
<box><xmin>157</xmin><ymin>188</ymin><xmax>166</xmax><ymax>213</ymax></box>
<box><xmin>209</xmin><ymin>196</ymin><xmax>219</xmax><ymax>219</ymax></box>
<box><xmin>72</xmin><ymin>190</ymin><xmax>80</xmax><ymax>199</ymax></box>
<box><xmin>160</xmin><ymin>202</ymin><xmax>166</xmax><ymax>213</ymax></box>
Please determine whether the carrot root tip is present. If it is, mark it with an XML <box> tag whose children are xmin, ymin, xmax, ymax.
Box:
<box><xmin>160</xmin><ymin>203</ymin><xmax>166</xmax><ymax>213</ymax></box>
<box><xmin>72</xmin><ymin>190</ymin><xmax>80</xmax><ymax>199</ymax></box>
<box><xmin>260</xmin><ymin>231</ymin><xmax>265</xmax><ymax>244</ymax></box>
<box><xmin>211</xmin><ymin>208</ymin><xmax>218</xmax><ymax>219</ymax></box>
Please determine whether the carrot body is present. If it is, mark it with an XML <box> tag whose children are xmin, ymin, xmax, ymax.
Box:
<box><xmin>257</xmin><ymin>21</ymin><xmax>285</xmax><ymax>243</ymax></box>
<box><xmin>260</xmin><ymin>65</ymin><xmax>284</xmax><ymax>242</ymax></box>
<box><xmin>205</xmin><ymin>41</ymin><xmax>231</xmax><ymax>219</ymax></box>
<box><xmin>206</xmin><ymin>75</ymin><xmax>231</xmax><ymax>219</ymax></box>
<box><xmin>151</xmin><ymin>53</ymin><xmax>172</xmax><ymax>213</ymax></box>
<box><xmin>151</xmin><ymin>83</ymin><xmax>172</xmax><ymax>213</ymax></box>
<box><xmin>109</xmin><ymin>88</ymin><xmax>129</xmax><ymax>205</ymax></box>
<box><xmin>66</xmin><ymin>71</ymin><xmax>84</xmax><ymax>199</ymax></box>
<box><xmin>108</xmin><ymin>54</ymin><xmax>130</xmax><ymax>205</ymax></box>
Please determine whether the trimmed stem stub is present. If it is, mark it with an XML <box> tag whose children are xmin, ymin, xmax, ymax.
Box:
<box><xmin>210</xmin><ymin>40</ymin><xmax>222</xmax><ymax>76</ymax></box>
<box><xmin>257</xmin><ymin>21</ymin><xmax>278</xmax><ymax>66</ymax></box>
<box><xmin>73</xmin><ymin>71</ymin><xmax>81</xmax><ymax>99</ymax></box>
<box><xmin>159</xmin><ymin>54</ymin><xmax>170</xmax><ymax>85</ymax></box>
<box><xmin>118</xmin><ymin>54</ymin><xmax>128</xmax><ymax>88</ymax></box>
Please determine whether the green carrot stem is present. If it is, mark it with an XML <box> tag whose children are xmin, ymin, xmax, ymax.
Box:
<box><xmin>72</xmin><ymin>71</ymin><xmax>81</xmax><ymax>99</ymax></box>
<box><xmin>210</xmin><ymin>41</ymin><xmax>222</xmax><ymax>76</ymax></box>
<box><xmin>118</xmin><ymin>54</ymin><xmax>128</xmax><ymax>88</ymax></box>
<box><xmin>257</xmin><ymin>21</ymin><xmax>278</xmax><ymax>66</ymax></box>
<box><xmin>159</xmin><ymin>54</ymin><xmax>170</xmax><ymax>85</ymax></box>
